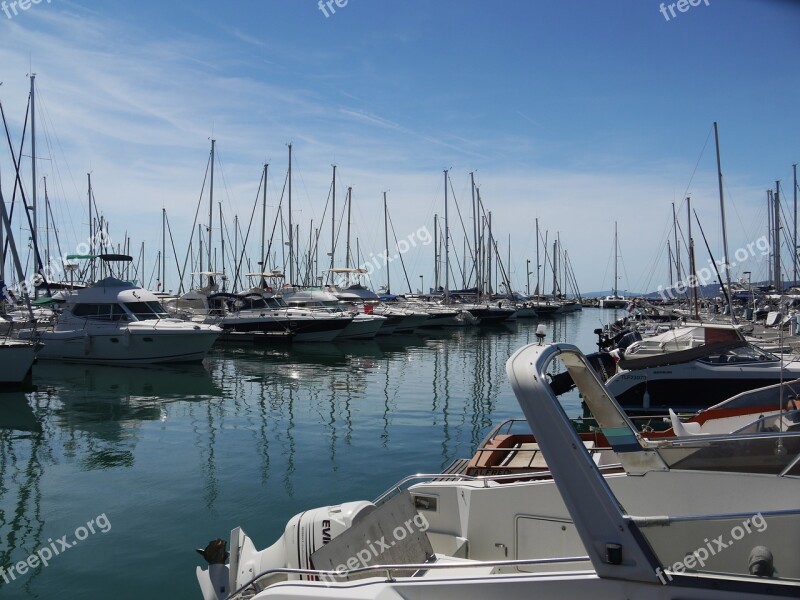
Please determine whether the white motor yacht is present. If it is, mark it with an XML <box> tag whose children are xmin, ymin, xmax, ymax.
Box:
<box><xmin>19</xmin><ymin>277</ymin><xmax>221</xmax><ymax>364</ymax></box>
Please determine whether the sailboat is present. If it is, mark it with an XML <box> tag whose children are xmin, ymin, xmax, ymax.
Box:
<box><xmin>599</xmin><ymin>222</ymin><xmax>627</xmax><ymax>308</ymax></box>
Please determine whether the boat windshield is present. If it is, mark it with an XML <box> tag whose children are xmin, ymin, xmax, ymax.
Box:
<box><xmin>697</xmin><ymin>344</ymin><xmax>779</xmax><ymax>364</ymax></box>
<box><xmin>124</xmin><ymin>301</ymin><xmax>170</xmax><ymax>320</ymax></box>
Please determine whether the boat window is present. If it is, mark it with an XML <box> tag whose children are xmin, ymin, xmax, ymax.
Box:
<box><xmin>72</xmin><ymin>303</ymin><xmax>127</xmax><ymax>321</ymax></box>
<box><xmin>264</xmin><ymin>297</ymin><xmax>287</xmax><ymax>308</ymax></box>
<box><xmin>238</xmin><ymin>296</ymin><xmax>268</xmax><ymax>310</ymax></box>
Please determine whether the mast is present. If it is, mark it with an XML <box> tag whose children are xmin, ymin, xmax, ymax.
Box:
<box><xmin>345</xmin><ymin>187</ymin><xmax>352</xmax><ymax>273</ymax></box>
<box><xmin>288</xmin><ymin>143</ymin><xmax>294</xmax><ymax>285</ymax></box>
<box><xmin>470</xmin><ymin>172</ymin><xmax>479</xmax><ymax>297</ymax></box>
<box><xmin>0</xmin><ymin>175</ymin><xmax>33</xmax><ymax>317</ymax></box>
<box><xmin>713</xmin><ymin>122</ymin><xmax>733</xmax><ymax>308</ymax></box>
<box><xmin>551</xmin><ymin>239</ymin><xmax>557</xmax><ymax>297</ymax></box>
<box><xmin>383</xmin><ymin>191</ymin><xmax>390</xmax><ymax>294</ymax></box>
<box><xmin>535</xmin><ymin>217</ymin><xmax>540</xmax><ymax>296</ymax></box>
<box><xmin>433</xmin><ymin>213</ymin><xmax>439</xmax><ymax>290</ymax></box>
<box><xmin>207</xmin><ymin>140</ymin><xmax>216</xmax><ymax>281</ymax></box>
<box><xmin>794</xmin><ymin>163</ymin><xmax>798</xmax><ymax>287</ymax></box>
<box><xmin>260</xmin><ymin>163</ymin><xmax>268</xmax><ymax>283</ymax></box>
<box><xmin>486</xmin><ymin>210</ymin><xmax>492</xmax><ymax>296</ymax></box>
<box><xmin>30</xmin><ymin>74</ymin><xmax>37</xmax><ymax>280</ymax></box>
<box><xmin>687</xmin><ymin>197</ymin><xmax>699</xmax><ymax>319</ymax></box>
<box><xmin>43</xmin><ymin>176</ymin><xmax>50</xmax><ymax>268</ymax></box>
<box><xmin>774</xmin><ymin>180</ymin><xmax>781</xmax><ymax>291</ymax></box>
<box><xmin>672</xmin><ymin>202</ymin><xmax>681</xmax><ymax>285</ymax></box>
<box><xmin>219</xmin><ymin>202</ymin><xmax>225</xmax><ymax>289</ymax></box>
<box><xmin>329</xmin><ymin>164</ymin><xmax>336</xmax><ymax>282</ymax></box>
<box><xmin>613</xmin><ymin>221</ymin><xmax>618</xmax><ymax>297</ymax></box>
<box><xmin>444</xmin><ymin>169</ymin><xmax>450</xmax><ymax>302</ymax></box>
<box><xmin>88</xmin><ymin>173</ymin><xmax>95</xmax><ymax>282</ymax></box>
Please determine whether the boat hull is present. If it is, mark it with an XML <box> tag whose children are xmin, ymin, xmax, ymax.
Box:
<box><xmin>0</xmin><ymin>342</ymin><xmax>36</xmax><ymax>383</ymax></box>
<box><xmin>31</xmin><ymin>327</ymin><xmax>219</xmax><ymax>364</ymax></box>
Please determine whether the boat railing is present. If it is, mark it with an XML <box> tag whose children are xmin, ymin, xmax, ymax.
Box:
<box><xmin>229</xmin><ymin>555</ymin><xmax>593</xmax><ymax>599</ymax></box>
<box><xmin>372</xmin><ymin>462</ymin><xmax>625</xmax><ymax>505</ymax></box>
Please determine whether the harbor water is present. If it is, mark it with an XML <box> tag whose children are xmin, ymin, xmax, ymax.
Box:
<box><xmin>0</xmin><ymin>308</ymin><xmax>619</xmax><ymax>599</ymax></box>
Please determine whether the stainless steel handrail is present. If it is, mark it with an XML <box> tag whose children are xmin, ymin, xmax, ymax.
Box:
<box><xmin>229</xmin><ymin>555</ymin><xmax>592</xmax><ymax>599</ymax></box>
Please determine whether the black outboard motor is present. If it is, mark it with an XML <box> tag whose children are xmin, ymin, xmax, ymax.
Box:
<box><xmin>616</xmin><ymin>331</ymin><xmax>642</xmax><ymax>353</ymax></box>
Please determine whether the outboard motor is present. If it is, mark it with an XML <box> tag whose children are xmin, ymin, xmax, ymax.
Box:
<box><xmin>197</xmin><ymin>501</ymin><xmax>374</xmax><ymax>600</ymax></box>
<box><xmin>615</xmin><ymin>331</ymin><xmax>642</xmax><ymax>353</ymax></box>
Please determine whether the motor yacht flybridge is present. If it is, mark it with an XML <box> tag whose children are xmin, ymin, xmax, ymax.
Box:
<box><xmin>195</xmin><ymin>342</ymin><xmax>800</xmax><ymax>599</ymax></box>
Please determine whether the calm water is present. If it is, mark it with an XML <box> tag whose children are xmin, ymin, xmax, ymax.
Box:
<box><xmin>0</xmin><ymin>307</ymin><xmax>620</xmax><ymax>598</ymax></box>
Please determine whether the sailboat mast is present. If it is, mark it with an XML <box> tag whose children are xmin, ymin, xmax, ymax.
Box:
<box><xmin>774</xmin><ymin>181</ymin><xmax>781</xmax><ymax>291</ymax></box>
<box><xmin>672</xmin><ymin>202</ymin><xmax>681</xmax><ymax>284</ymax></box>
<box><xmin>384</xmin><ymin>191</ymin><xmax>390</xmax><ymax>294</ymax></box>
<box><xmin>613</xmin><ymin>221</ymin><xmax>618</xmax><ymax>297</ymax></box>
<box><xmin>535</xmin><ymin>217</ymin><xmax>540</xmax><ymax>296</ymax></box>
<box><xmin>219</xmin><ymin>202</ymin><xmax>225</xmax><ymax>288</ymax></box>
<box><xmin>88</xmin><ymin>173</ymin><xmax>95</xmax><ymax>282</ymax></box>
<box><xmin>288</xmin><ymin>143</ymin><xmax>294</xmax><ymax>285</ymax></box>
<box><xmin>444</xmin><ymin>169</ymin><xmax>450</xmax><ymax>302</ymax></box>
<box><xmin>207</xmin><ymin>140</ymin><xmax>216</xmax><ymax>280</ymax></box>
<box><xmin>30</xmin><ymin>74</ymin><xmax>37</xmax><ymax>280</ymax></box>
<box><xmin>161</xmin><ymin>208</ymin><xmax>167</xmax><ymax>291</ymax></box>
<box><xmin>713</xmin><ymin>122</ymin><xmax>733</xmax><ymax>303</ymax></box>
<box><xmin>470</xmin><ymin>172</ymin><xmax>479</xmax><ymax>297</ymax></box>
<box><xmin>794</xmin><ymin>163</ymin><xmax>798</xmax><ymax>287</ymax></box>
<box><xmin>433</xmin><ymin>214</ymin><xmax>439</xmax><ymax>290</ymax></box>
<box><xmin>43</xmin><ymin>176</ymin><xmax>50</xmax><ymax>267</ymax></box>
<box><xmin>687</xmin><ymin>197</ymin><xmax>699</xmax><ymax>319</ymax></box>
<box><xmin>260</xmin><ymin>163</ymin><xmax>268</xmax><ymax>279</ymax></box>
<box><xmin>345</xmin><ymin>187</ymin><xmax>352</xmax><ymax>272</ymax></box>
<box><xmin>330</xmin><ymin>164</ymin><xmax>336</xmax><ymax>282</ymax></box>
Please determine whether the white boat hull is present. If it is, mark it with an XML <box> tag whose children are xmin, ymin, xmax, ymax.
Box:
<box><xmin>31</xmin><ymin>325</ymin><xmax>219</xmax><ymax>364</ymax></box>
<box><xmin>0</xmin><ymin>342</ymin><xmax>35</xmax><ymax>383</ymax></box>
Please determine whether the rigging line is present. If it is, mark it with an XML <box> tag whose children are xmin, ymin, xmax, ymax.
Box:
<box><xmin>34</xmin><ymin>86</ymin><xmax>83</xmax><ymax>243</ymax></box>
<box><xmin>231</xmin><ymin>169</ymin><xmax>264</xmax><ymax>290</ymax></box>
<box><xmin>263</xmin><ymin>167</ymin><xmax>289</xmax><ymax>275</ymax></box>
<box><xmin>384</xmin><ymin>198</ymin><xmax>413</xmax><ymax>293</ymax></box>
<box><xmin>178</xmin><ymin>149</ymin><xmax>211</xmax><ymax>294</ymax></box>
<box><xmin>445</xmin><ymin>171</ymin><xmax>476</xmax><ymax>277</ymax></box>
<box><xmin>164</xmin><ymin>211</ymin><xmax>182</xmax><ymax>294</ymax></box>
<box><xmin>694</xmin><ymin>208</ymin><xmax>734</xmax><ymax>320</ymax></box>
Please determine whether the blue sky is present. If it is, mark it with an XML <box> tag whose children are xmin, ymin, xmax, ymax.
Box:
<box><xmin>0</xmin><ymin>0</ymin><xmax>798</xmax><ymax>295</ymax></box>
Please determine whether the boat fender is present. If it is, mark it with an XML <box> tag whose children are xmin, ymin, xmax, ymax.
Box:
<box><xmin>83</xmin><ymin>332</ymin><xmax>92</xmax><ymax>355</ymax></box>
<box><xmin>748</xmin><ymin>546</ymin><xmax>774</xmax><ymax>577</ymax></box>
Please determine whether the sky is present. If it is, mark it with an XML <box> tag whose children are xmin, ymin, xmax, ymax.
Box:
<box><xmin>0</xmin><ymin>0</ymin><xmax>798</xmax><ymax>296</ymax></box>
